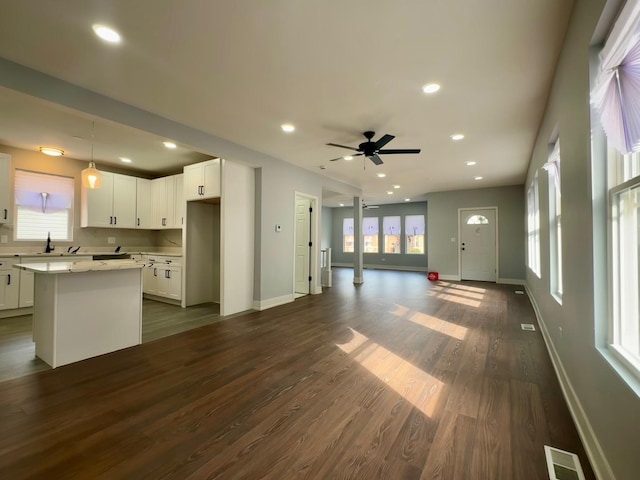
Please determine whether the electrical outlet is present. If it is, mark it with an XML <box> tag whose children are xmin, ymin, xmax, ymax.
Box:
<box><xmin>0</xmin><ymin>235</ymin><xmax>7</xmax><ymax>244</ymax></box>
<box><xmin>107</xmin><ymin>237</ymin><xmax>116</xmax><ymax>244</ymax></box>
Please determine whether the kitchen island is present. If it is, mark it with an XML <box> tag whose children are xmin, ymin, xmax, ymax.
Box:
<box><xmin>15</xmin><ymin>259</ymin><xmax>145</xmax><ymax>368</ymax></box>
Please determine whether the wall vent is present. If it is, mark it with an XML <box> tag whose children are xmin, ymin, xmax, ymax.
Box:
<box><xmin>515</xmin><ymin>290</ymin><xmax>525</xmax><ymax>295</ymax></box>
<box><xmin>544</xmin><ymin>446</ymin><xmax>586</xmax><ymax>480</ymax></box>
<box><xmin>521</xmin><ymin>323</ymin><xmax>536</xmax><ymax>331</ymax></box>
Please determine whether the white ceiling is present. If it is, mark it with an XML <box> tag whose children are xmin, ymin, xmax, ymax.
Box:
<box><xmin>0</xmin><ymin>0</ymin><xmax>575</xmax><ymax>206</ymax></box>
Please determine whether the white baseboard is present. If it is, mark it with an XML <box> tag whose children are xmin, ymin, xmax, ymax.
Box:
<box><xmin>252</xmin><ymin>294</ymin><xmax>294</xmax><ymax>311</ymax></box>
<box><xmin>498</xmin><ymin>277</ymin><xmax>527</xmax><ymax>285</ymax></box>
<box><xmin>438</xmin><ymin>274</ymin><xmax>460</xmax><ymax>281</ymax></box>
<box><xmin>525</xmin><ymin>285</ymin><xmax>616</xmax><ymax>480</ymax></box>
<box><xmin>0</xmin><ymin>306</ymin><xmax>33</xmax><ymax>319</ymax></box>
<box><xmin>331</xmin><ymin>263</ymin><xmax>427</xmax><ymax>272</ymax></box>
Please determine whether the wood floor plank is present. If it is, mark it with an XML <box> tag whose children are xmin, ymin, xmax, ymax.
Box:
<box><xmin>0</xmin><ymin>269</ymin><xmax>596</xmax><ymax>480</ymax></box>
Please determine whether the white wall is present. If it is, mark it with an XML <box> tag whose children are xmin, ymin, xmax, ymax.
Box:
<box><xmin>526</xmin><ymin>1</ymin><xmax>640</xmax><ymax>479</ymax></box>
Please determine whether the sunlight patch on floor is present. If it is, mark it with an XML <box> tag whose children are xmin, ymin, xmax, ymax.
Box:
<box><xmin>337</xmin><ymin>328</ymin><xmax>444</xmax><ymax>417</ymax></box>
<box><xmin>408</xmin><ymin>311</ymin><xmax>468</xmax><ymax>340</ymax></box>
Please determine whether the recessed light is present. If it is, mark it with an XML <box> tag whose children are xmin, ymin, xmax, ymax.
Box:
<box><xmin>339</xmin><ymin>203</ymin><xmax>344</xmax><ymax>207</ymax></box>
<box><xmin>343</xmin><ymin>155</ymin><xmax>353</xmax><ymax>161</ymax></box>
<box><xmin>39</xmin><ymin>147</ymin><xmax>64</xmax><ymax>157</ymax></box>
<box><xmin>404</xmin><ymin>198</ymin><xmax>411</xmax><ymax>202</ymax></box>
<box><xmin>393</xmin><ymin>185</ymin><xmax>400</xmax><ymax>189</ymax></box>
<box><xmin>387</xmin><ymin>191</ymin><xmax>394</xmax><ymax>195</ymax></box>
<box><xmin>119</xmin><ymin>157</ymin><xmax>132</xmax><ymax>164</ymax></box>
<box><xmin>376</xmin><ymin>173</ymin><xmax>386</xmax><ymax>178</ymax></box>
<box><xmin>422</xmin><ymin>83</ymin><xmax>441</xmax><ymax>94</ymax></box>
<box><xmin>281</xmin><ymin>123</ymin><xmax>295</xmax><ymax>133</ymax></box>
<box><xmin>92</xmin><ymin>25</ymin><xmax>121</xmax><ymax>44</ymax></box>
<box><xmin>474</xmin><ymin>176</ymin><xmax>483</xmax><ymax>180</ymax></box>
<box><xmin>163</xmin><ymin>141</ymin><xmax>177</xmax><ymax>149</ymax></box>
<box><xmin>451</xmin><ymin>133</ymin><xmax>465</xmax><ymax>141</ymax></box>
<box><xmin>465</xmin><ymin>161</ymin><xmax>477</xmax><ymax>166</ymax></box>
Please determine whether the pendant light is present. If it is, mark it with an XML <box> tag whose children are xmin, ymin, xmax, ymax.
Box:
<box><xmin>81</xmin><ymin>121</ymin><xmax>103</xmax><ymax>189</ymax></box>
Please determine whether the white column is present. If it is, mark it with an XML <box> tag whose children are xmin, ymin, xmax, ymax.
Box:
<box><xmin>353</xmin><ymin>196</ymin><xmax>364</xmax><ymax>284</ymax></box>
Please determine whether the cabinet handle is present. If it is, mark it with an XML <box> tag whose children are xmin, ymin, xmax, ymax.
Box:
<box><xmin>137</xmin><ymin>218</ymin><xmax>140</xmax><ymax>226</ymax></box>
<box><xmin>3</xmin><ymin>208</ymin><xmax>6</xmax><ymax>220</ymax></box>
<box><xmin>109</xmin><ymin>216</ymin><xmax>113</xmax><ymax>225</ymax></box>
<box><xmin>114</xmin><ymin>216</ymin><xmax>117</xmax><ymax>225</ymax></box>
<box><xmin>7</xmin><ymin>274</ymin><xmax>10</xmax><ymax>286</ymax></box>
<box><xmin>165</xmin><ymin>270</ymin><xmax>170</xmax><ymax>279</ymax></box>
<box><xmin>162</xmin><ymin>218</ymin><xmax>166</xmax><ymax>226</ymax></box>
<box><xmin>153</xmin><ymin>268</ymin><xmax>157</xmax><ymax>277</ymax></box>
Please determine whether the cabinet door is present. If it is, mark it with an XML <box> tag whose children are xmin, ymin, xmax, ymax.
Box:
<box><xmin>0</xmin><ymin>271</ymin><xmax>19</xmax><ymax>310</ymax></box>
<box><xmin>136</xmin><ymin>178</ymin><xmax>152</xmax><ymax>228</ymax></box>
<box><xmin>173</xmin><ymin>174</ymin><xmax>185</xmax><ymax>228</ymax></box>
<box><xmin>202</xmin><ymin>159</ymin><xmax>221</xmax><ymax>198</ymax></box>
<box><xmin>166</xmin><ymin>266</ymin><xmax>182</xmax><ymax>300</ymax></box>
<box><xmin>183</xmin><ymin>164</ymin><xmax>203</xmax><ymax>201</ymax></box>
<box><xmin>18</xmin><ymin>269</ymin><xmax>34</xmax><ymax>308</ymax></box>
<box><xmin>0</xmin><ymin>153</ymin><xmax>11</xmax><ymax>224</ymax></box>
<box><xmin>151</xmin><ymin>178</ymin><xmax>168</xmax><ymax>229</ymax></box>
<box><xmin>143</xmin><ymin>265</ymin><xmax>159</xmax><ymax>295</ymax></box>
<box><xmin>112</xmin><ymin>174</ymin><xmax>137</xmax><ymax>228</ymax></box>
<box><xmin>82</xmin><ymin>172</ymin><xmax>114</xmax><ymax>227</ymax></box>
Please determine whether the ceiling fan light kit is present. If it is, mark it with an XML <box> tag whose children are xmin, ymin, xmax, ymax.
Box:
<box><xmin>327</xmin><ymin>131</ymin><xmax>421</xmax><ymax>165</ymax></box>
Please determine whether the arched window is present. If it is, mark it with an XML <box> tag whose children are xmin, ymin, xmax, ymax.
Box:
<box><xmin>466</xmin><ymin>214</ymin><xmax>489</xmax><ymax>225</ymax></box>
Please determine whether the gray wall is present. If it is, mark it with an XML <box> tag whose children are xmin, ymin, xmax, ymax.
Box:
<box><xmin>331</xmin><ymin>201</ymin><xmax>428</xmax><ymax>270</ymax></box>
<box><xmin>525</xmin><ymin>1</ymin><xmax>640</xmax><ymax>479</ymax></box>
<box><xmin>320</xmin><ymin>206</ymin><xmax>332</xmax><ymax>250</ymax></box>
<box><xmin>425</xmin><ymin>185</ymin><xmax>525</xmax><ymax>280</ymax></box>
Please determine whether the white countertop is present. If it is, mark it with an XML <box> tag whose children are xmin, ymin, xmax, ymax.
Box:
<box><xmin>15</xmin><ymin>259</ymin><xmax>147</xmax><ymax>274</ymax></box>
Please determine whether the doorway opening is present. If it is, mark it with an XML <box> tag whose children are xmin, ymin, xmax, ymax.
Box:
<box><xmin>294</xmin><ymin>193</ymin><xmax>318</xmax><ymax>297</ymax></box>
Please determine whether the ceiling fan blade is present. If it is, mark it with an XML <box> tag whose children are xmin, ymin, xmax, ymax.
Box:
<box><xmin>326</xmin><ymin>142</ymin><xmax>360</xmax><ymax>151</ymax></box>
<box><xmin>378</xmin><ymin>148</ymin><xmax>421</xmax><ymax>155</ymax></box>
<box><xmin>329</xmin><ymin>153</ymin><xmax>364</xmax><ymax>161</ymax></box>
<box><xmin>374</xmin><ymin>134</ymin><xmax>395</xmax><ymax>149</ymax></box>
<box><xmin>369</xmin><ymin>154</ymin><xmax>384</xmax><ymax>165</ymax></box>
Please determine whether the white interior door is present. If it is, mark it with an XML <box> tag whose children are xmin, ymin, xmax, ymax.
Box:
<box><xmin>295</xmin><ymin>197</ymin><xmax>311</xmax><ymax>295</ymax></box>
<box><xmin>460</xmin><ymin>208</ymin><xmax>497</xmax><ymax>282</ymax></box>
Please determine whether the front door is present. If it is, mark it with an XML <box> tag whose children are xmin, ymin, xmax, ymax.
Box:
<box><xmin>295</xmin><ymin>196</ymin><xmax>311</xmax><ymax>295</ymax></box>
<box><xmin>459</xmin><ymin>208</ymin><xmax>497</xmax><ymax>282</ymax></box>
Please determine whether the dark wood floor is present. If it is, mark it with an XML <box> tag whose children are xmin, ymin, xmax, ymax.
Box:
<box><xmin>0</xmin><ymin>268</ymin><xmax>595</xmax><ymax>479</ymax></box>
<box><xmin>0</xmin><ymin>300</ymin><xmax>220</xmax><ymax>382</ymax></box>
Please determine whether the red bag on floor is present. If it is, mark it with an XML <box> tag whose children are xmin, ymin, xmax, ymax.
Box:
<box><xmin>427</xmin><ymin>272</ymin><xmax>439</xmax><ymax>281</ymax></box>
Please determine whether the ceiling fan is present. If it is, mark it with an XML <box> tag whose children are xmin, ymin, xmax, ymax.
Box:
<box><xmin>327</xmin><ymin>131</ymin><xmax>421</xmax><ymax>165</ymax></box>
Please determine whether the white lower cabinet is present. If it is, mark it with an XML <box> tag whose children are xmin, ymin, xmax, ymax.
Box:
<box><xmin>142</xmin><ymin>255</ymin><xmax>182</xmax><ymax>301</ymax></box>
<box><xmin>0</xmin><ymin>259</ymin><xmax>19</xmax><ymax>310</ymax></box>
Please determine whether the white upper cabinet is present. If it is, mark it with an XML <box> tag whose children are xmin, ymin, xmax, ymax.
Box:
<box><xmin>151</xmin><ymin>174</ymin><xmax>184</xmax><ymax>229</ymax></box>
<box><xmin>0</xmin><ymin>153</ymin><xmax>12</xmax><ymax>224</ymax></box>
<box><xmin>136</xmin><ymin>178</ymin><xmax>152</xmax><ymax>229</ymax></box>
<box><xmin>81</xmin><ymin>172</ymin><xmax>137</xmax><ymax>228</ymax></box>
<box><xmin>184</xmin><ymin>158</ymin><xmax>220</xmax><ymax>201</ymax></box>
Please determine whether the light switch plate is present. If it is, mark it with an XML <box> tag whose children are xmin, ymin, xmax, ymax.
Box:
<box><xmin>0</xmin><ymin>235</ymin><xmax>7</xmax><ymax>244</ymax></box>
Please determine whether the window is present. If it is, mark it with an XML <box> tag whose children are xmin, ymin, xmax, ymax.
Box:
<box><xmin>363</xmin><ymin>217</ymin><xmax>379</xmax><ymax>253</ymax></box>
<box><xmin>405</xmin><ymin>215</ymin><xmax>425</xmax><ymax>254</ymax></box>
<box><xmin>466</xmin><ymin>214</ymin><xmax>489</xmax><ymax>225</ymax></box>
<box><xmin>591</xmin><ymin>0</ymin><xmax>640</xmax><ymax>384</ymax></box>
<box><xmin>383</xmin><ymin>216</ymin><xmax>401</xmax><ymax>253</ymax></box>
<box><xmin>527</xmin><ymin>173</ymin><xmax>541</xmax><ymax>277</ymax></box>
<box><xmin>343</xmin><ymin>217</ymin><xmax>354</xmax><ymax>253</ymax></box>
<box><xmin>544</xmin><ymin>140</ymin><xmax>562</xmax><ymax>301</ymax></box>
<box><xmin>14</xmin><ymin>170</ymin><xmax>74</xmax><ymax>241</ymax></box>
<box><xmin>609</xmin><ymin>151</ymin><xmax>640</xmax><ymax>377</ymax></box>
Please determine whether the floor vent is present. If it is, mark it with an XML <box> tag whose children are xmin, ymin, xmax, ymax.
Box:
<box><xmin>515</xmin><ymin>290</ymin><xmax>525</xmax><ymax>295</ymax></box>
<box><xmin>544</xmin><ymin>446</ymin><xmax>586</xmax><ymax>480</ymax></box>
<box><xmin>521</xmin><ymin>323</ymin><xmax>536</xmax><ymax>331</ymax></box>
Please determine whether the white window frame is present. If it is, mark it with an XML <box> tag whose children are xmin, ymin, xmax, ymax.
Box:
<box><xmin>382</xmin><ymin>216</ymin><xmax>401</xmax><ymax>254</ymax></box>
<box><xmin>545</xmin><ymin>140</ymin><xmax>562</xmax><ymax>302</ymax></box>
<box><xmin>527</xmin><ymin>173</ymin><xmax>541</xmax><ymax>277</ymax></box>
<box><xmin>363</xmin><ymin>217</ymin><xmax>379</xmax><ymax>253</ymax></box>
<box><xmin>14</xmin><ymin>169</ymin><xmax>74</xmax><ymax>242</ymax></box>
<box><xmin>405</xmin><ymin>214</ymin><xmax>425</xmax><ymax>255</ymax></box>
<box><xmin>343</xmin><ymin>217</ymin><xmax>354</xmax><ymax>253</ymax></box>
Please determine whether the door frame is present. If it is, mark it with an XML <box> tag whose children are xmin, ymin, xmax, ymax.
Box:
<box><xmin>457</xmin><ymin>206</ymin><xmax>499</xmax><ymax>281</ymax></box>
<box><xmin>293</xmin><ymin>192</ymin><xmax>320</xmax><ymax>295</ymax></box>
